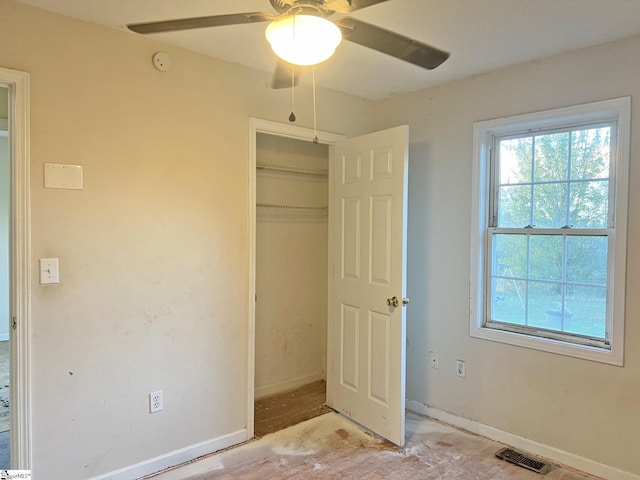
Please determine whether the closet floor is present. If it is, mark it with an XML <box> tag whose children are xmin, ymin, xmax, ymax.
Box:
<box><xmin>254</xmin><ymin>380</ymin><xmax>332</xmax><ymax>437</ymax></box>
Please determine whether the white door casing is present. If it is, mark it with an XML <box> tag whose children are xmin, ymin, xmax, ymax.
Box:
<box><xmin>247</xmin><ymin>118</ymin><xmax>344</xmax><ymax>440</ymax></box>
<box><xmin>0</xmin><ymin>66</ymin><xmax>32</xmax><ymax>469</ymax></box>
<box><xmin>327</xmin><ymin>125</ymin><xmax>408</xmax><ymax>446</ymax></box>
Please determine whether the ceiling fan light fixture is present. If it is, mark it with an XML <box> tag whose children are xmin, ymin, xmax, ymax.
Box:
<box><xmin>265</xmin><ymin>14</ymin><xmax>342</xmax><ymax>66</ymax></box>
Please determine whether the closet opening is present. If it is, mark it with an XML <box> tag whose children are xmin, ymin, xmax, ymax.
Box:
<box><xmin>253</xmin><ymin>132</ymin><xmax>331</xmax><ymax>437</ymax></box>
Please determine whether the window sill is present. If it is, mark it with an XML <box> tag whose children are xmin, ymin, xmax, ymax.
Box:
<box><xmin>470</xmin><ymin>324</ymin><xmax>623</xmax><ymax>366</ymax></box>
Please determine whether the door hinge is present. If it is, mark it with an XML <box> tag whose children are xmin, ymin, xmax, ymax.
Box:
<box><xmin>12</xmin><ymin>316</ymin><xmax>17</xmax><ymax>330</ymax></box>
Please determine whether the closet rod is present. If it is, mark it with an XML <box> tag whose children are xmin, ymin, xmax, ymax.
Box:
<box><xmin>256</xmin><ymin>202</ymin><xmax>328</xmax><ymax>212</ymax></box>
<box><xmin>256</xmin><ymin>163</ymin><xmax>328</xmax><ymax>176</ymax></box>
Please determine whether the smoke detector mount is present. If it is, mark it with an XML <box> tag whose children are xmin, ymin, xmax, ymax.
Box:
<box><xmin>152</xmin><ymin>52</ymin><xmax>172</xmax><ymax>72</ymax></box>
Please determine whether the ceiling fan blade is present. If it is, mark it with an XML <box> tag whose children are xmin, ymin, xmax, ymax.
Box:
<box><xmin>127</xmin><ymin>12</ymin><xmax>276</xmax><ymax>34</ymax></box>
<box><xmin>334</xmin><ymin>17</ymin><xmax>450</xmax><ymax>70</ymax></box>
<box><xmin>271</xmin><ymin>61</ymin><xmax>300</xmax><ymax>89</ymax></box>
<box><xmin>324</xmin><ymin>0</ymin><xmax>390</xmax><ymax>13</ymax></box>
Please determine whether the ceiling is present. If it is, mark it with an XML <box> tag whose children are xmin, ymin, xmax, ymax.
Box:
<box><xmin>16</xmin><ymin>0</ymin><xmax>640</xmax><ymax>100</ymax></box>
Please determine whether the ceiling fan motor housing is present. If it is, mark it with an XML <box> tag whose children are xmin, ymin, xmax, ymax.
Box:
<box><xmin>270</xmin><ymin>0</ymin><xmax>334</xmax><ymax>16</ymax></box>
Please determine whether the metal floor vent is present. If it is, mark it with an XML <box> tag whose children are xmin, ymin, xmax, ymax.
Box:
<box><xmin>495</xmin><ymin>447</ymin><xmax>553</xmax><ymax>475</ymax></box>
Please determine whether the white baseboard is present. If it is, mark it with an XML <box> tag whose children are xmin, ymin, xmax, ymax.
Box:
<box><xmin>89</xmin><ymin>428</ymin><xmax>247</xmax><ymax>480</ymax></box>
<box><xmin>406</xmin><ymin>400</ymin><xmax>640</xmax><ymax>480</ymax></box>
<box><xmin>0</xmin><ymin>334</ymin><xmax>9</xmax><ymax>342</ymax></box>
<box><xmin>255</xmin><ymin>372</ymin><xmax>324</xmax><ymax>399</ymax></box>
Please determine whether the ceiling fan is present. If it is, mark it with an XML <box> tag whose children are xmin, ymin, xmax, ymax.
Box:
<box><xmin>127</xmin><ymin>0</ymin><xmax>450</xmax><ymax>88</ymax></box>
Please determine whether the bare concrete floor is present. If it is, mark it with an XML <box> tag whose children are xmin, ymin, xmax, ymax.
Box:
<box><xmin>150</xmin><ymin>412</ymin><xmax>597</xmax><ymax>480</ymax></box>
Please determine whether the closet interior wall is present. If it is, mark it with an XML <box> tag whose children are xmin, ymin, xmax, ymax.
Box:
<box><xmin>255</xmin><ymin>133</ymin><xmax>329</xmax><ymax>399</ymax></box>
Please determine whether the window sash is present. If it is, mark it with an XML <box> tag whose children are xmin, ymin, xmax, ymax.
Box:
<box><xmin>489</xmin><ymin>122</ymin><xmax>617</xmax><ymax>230</ymax></box>
<box><xmin>484</xmin><ymin>227</ymin><xmax>613</xmax><ymax>350</ymax></box>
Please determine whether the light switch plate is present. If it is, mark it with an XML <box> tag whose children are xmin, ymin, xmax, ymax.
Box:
<box><xmin>44</xmin><ymin>163</ymin><xmax>83</xmax><ymax>190</ymax></box>
<box><xmin>40</xmin><ymin>258</ymin><xmax>59</xmax><ymax>285</ymax></box>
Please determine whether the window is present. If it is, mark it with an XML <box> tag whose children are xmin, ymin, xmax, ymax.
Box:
<box><xmin>470</xmin><ymin>98</ymin><xmax>630</xmax><ymax>365</ymax></box>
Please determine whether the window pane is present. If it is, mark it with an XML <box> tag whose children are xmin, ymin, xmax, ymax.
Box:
<box><xmin>533</xmin><ymin>183</ymin><xmax>567</xmax><ymax>227</ymax></box>
<box><xmin>529</xmin><ymin>235</ymin><xmax>562</xmax><ymax>280</ymax></box>
<box><xmin>566</xmin><ymin>236</ymin><xmax>607</xmax><ymax>285</ymax></box>
<box><xmin>569</xmin><ymin>180</ymin><xmax>609</xmax><ymax>228</ymax></box>
<box><xmin>534</xmin><ymin>132</ymin><xmax>569</xmax><ymax>182</ymax></box>
<box><xmin>565</xmin><ymin>285</ymin><xmax>606</xmax><ymax>338</ymax></box>
<box><xmin>528</xmin><ymin>281</ymin><xmax>562</xmax><ymax>330</ymax></box>
<box><xmin>498</xmin><ymin>185</ymin><xmax>531</xmax><ymax>227</ymax></box>
<box><xmin>492</xmin><ymin>278</ymin><xmax>526</xmax><ymax>325</ymax></box>
<box><xmin>571</xmin><ymin>127</ymin><xmax>610</xmax><ymax>180</ymax></box>
<box><xmin>493</xmin><ymin>234</ymin><xmax>527</xmax><ymax>278</ymax></box>
<box><xmin>499</xmin><ymin>137</ymin><xmax>532</xmax><ymax>184</ymax></box>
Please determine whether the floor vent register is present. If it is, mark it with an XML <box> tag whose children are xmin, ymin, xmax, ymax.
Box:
<box><xmin>495</xmin><ymin>447</ymin><xmax>553</xmax><ymax>475</ymax></box>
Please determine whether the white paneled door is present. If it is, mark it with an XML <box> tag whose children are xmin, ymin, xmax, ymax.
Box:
<box><xmin>327</xmin><ymin>126</ymin><xmax>408</xmax><ymax>446</ymax></box>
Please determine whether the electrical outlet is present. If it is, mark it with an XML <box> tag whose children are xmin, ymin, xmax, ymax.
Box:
<box><xmin>429</xmin><ymin>351</ymin><xmax>439</xmax><ymax>369</ymax></box>
<box><xmin>456</xmin><ymin>360</ymin><xmax>466</xmax><ymax>378</ymax></box>
<box><xmin>149</xmin><ymin>390</ymin><xmax>163</xmax><ymax>413</ymax></box>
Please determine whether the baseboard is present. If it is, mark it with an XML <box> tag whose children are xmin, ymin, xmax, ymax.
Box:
<box><xmin>89</xmin><ymin>428</ymin><xmax>247</xmax><ymax>480</ymax></box>
<box><xmin>255</xmin><ymin>372</ymin><xmax>324</xmax><ymax>399</ymax></box>
<box><xmin>0</xmin><ymin>334</ymin><xmax>9</xmax><ymax>342</ymax></box>
<box><xmin>406</xmin><ymin>400</ymin><xmax>640</xmax><ymax>480</ymax></box>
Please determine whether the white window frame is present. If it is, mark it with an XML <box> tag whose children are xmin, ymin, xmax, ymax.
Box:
<box><xmin>470</xmin><ymin>97</ymin><xmax>630</xmax><ymax>366</ymax></box>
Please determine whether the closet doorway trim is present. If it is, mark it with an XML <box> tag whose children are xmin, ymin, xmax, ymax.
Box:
<box><xmin>246</xmin><ymin>118</ymin><xmax>344</xmax><ymax>439</ymax></box>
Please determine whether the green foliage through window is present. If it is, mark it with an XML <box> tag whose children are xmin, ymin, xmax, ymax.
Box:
<box><xmin>490</xmin><ymin>125</ymin><xmax>611</xmax><ymax>339</ymax></box>
<box><xmin>496</xmin><ymin>127</ymin><xmax>610</xmax><ymax>229</ymax></box>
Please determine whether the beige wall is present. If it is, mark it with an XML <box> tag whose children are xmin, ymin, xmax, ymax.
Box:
<box><xmin>0</xmin><ymin>1</ymin><xmax>374</xmax><ymax>478</ymax></box>
<box><xmin>374</xmin><ymin>35</ymin><xmax>640</xmax><ymax>475</ymax></box>
<box><xmin>255</xmin><ymin>134</ymin><xmax>328</xmax><ymax>396</ymax></box>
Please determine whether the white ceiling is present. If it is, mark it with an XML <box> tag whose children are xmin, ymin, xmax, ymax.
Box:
<box><xmin>16</xmin><ymin>0</ymin><xmax>640</xmax><ymax>100</ymax></box>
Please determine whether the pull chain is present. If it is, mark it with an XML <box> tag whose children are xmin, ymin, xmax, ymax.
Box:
<box><xmin>289</xmin><ymin>15</ymin><xmax>297</xmax><ymax>123</ymax></box>
<box><xmin>312</xmin><ymin>66</ymin><xmax>318</xmax><ymax>144</ymax></box>
<box><xmin>288</xmin><ymin>63</ymin><xmax>296</xmax><ymax>122</ymax></box>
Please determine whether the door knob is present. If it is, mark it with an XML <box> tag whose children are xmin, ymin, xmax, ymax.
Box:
<box><xmin>386</xmin><ymin>296</ymin><xmax>410</xmax><ymax>308</ymax></box>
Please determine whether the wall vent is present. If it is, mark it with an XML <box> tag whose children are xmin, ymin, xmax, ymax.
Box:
<box><xmin>495</xmin><ymin>447</ymin><xmax>553</xmax><ymax>475</ymax></box>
